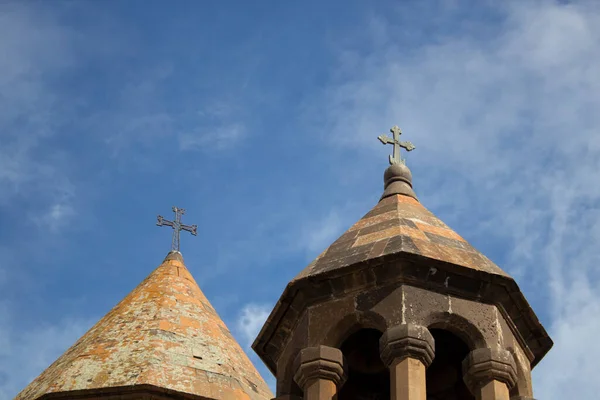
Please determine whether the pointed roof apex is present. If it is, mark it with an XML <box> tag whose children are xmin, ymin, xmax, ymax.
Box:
<box><xmin>163</xmin><ymin>249</ymin><xmax>184</xmax><ymax>262</ymax></box>
<box><xmin>17</xmin><ymin>252</ymin><xmax>273</xmax><ymax>400</ymax></box>
<box><xmin>377</xmin><ymin>125</ymin><xmax>418</xmax><ymax>201</ymax></box>
<box><xmin>254</xmin><ymin>147</ymin><xmax>552</xmax><ymax>374</ymax></box>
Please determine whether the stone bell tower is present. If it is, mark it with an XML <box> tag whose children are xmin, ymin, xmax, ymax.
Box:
<box><xmin>252</xmin><ymin>126</ymin><xmax>552</xmax><ymax>400</ymax></box>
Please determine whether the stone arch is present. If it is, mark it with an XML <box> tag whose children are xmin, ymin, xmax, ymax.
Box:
<box><xmin>322</xmin><ymin>310</ymin><xmax>387</xmax><ymax>348</ymax></box>
<box><xmin>507</xmin><ymin>346</ymin><xmax>534</xmax><ymax>398</ymax></box>
<box><xmin>424</xmin><ymin>311</ymin><xmax>487</xmax><ymax>350</ymax></box>
<box><xmin>277</xmin><ymin>349</ymin><xmax>305</xmax><ymax>397</ymax></box>
<box><xmin>338</xmin><ymin>328</ymin><xmax>389</xmax><ymax>400</ymax></box>
<box><xmin>426</xmin><ymin>328</ymin><xmax>475</xmax><ymax>400</ymax></box>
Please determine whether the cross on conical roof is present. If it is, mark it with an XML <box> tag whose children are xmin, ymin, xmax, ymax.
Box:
<box><xmin>157</xmin><ymin>206</ymin><xmax>198</xmax><ymax>252</ymax></box>
<box><xmin>253</xmin><ymin>125</ymin><xmax>552</xmax><ymax>375</ymax></box>
<box><xmin>295</xmin><ymin>125</ymin><xmax>506</xmax><ymax>280</ymax></box>
<box><xmin>17</xmin><ymin>251</ymin><xmax>273</xmax><ymax>400</ymax></box>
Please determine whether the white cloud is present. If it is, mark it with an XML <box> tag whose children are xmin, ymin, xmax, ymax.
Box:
<box><xmin>0</xmin><ymin>3</ymin><xmax>78</xmax><ymax>229</ymax></box>
<box><xmin>237</xmin><ymin>304</ymin><xmax>271</xmax><ymax>348</ymax></box>
<box><xmin>95</xmin><ymin>68</ymin><xmax>249</xmax><ymax>157</ymax></box>
<box><xmin>32</xmin><ymin>202</ymin><xmax>77</xmax><ymax>232</ymax></box>
<box><xmin>0</xmin><ymin>299</ymin><xmax>96</xmax><ymax>399</ymax></box>
<box><xmin>311</xmin><ymin>0</ymin><xmax>600</xmax><ymax>397</ymax></box>
<box><xmin>533</xmin><ymin>281</ymin><xmax>600</xmax><ymax>399</ymax></box>
<box><xmin>235</xmin><ymin>304</ymin><xmax>276</xmax><ymax>392</ymax></box>
<box><xmin>295</xmin><ymin>200</ymin><xmax>376</xmax><ymax>259</ymax></box>
<box><xmin>298</xmin><ymin>210</ymin><xmax>345</xmax><ymax>255</ymax></box>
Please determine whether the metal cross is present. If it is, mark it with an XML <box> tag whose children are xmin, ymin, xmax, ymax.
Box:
<box><xmin>378</xmin><ymin>125</ymin><xmax>415</xmax><ymax>165</ymax></box>
<box><xmin>156</xmin><ymin>206</ymin><xmax>197</xmax><ymax>252</ymax></box>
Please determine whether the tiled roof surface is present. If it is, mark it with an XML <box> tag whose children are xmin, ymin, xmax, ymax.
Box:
<box><xmin>16</xmin><ymin>252</ymin><xmax>273</xmax><ymax>400</ymax></box>
<box><xmin>294</xmin><ymin>194</ymin><xmax>509</xmax><ymax>281</ymax></box>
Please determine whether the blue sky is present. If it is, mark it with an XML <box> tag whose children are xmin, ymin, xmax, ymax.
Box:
<box><xmin>1</xmin><ymin>0</ymin><xmax>599</xmax><ymax>398</ymax></box>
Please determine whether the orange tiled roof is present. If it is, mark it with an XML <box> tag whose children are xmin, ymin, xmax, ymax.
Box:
<box><xmin>16</xmin><ymin>252</ymin><xmax>273</xmax><ymax>400</ymax></box>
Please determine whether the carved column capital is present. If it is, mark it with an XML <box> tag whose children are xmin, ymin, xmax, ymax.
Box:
<box><xmin>293</xmin><ymin>345</ymin><xmax>347</xmax><ymax>389</ymax></box>
<box><xmin>463</xmin><ymin>348</ymin><xmax>517</xmax><ymax>393</ymax></box>
<box><xmin>379</xmin><ymin>323</ymin><xmax>435</xmax><ymax>368</ymax></box>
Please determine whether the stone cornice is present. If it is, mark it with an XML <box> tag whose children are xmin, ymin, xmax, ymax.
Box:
<box><xmin>38</xmin><ymin>384</ymin><xmax>214</xmax><ymax>400</ymax></box>
<box><xmin>252</xmin><ymin>252</ymin><xmax>552</xmax><ymax>376</ymax></box>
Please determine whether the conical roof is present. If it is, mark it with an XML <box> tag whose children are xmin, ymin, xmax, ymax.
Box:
<box><xmin>253</xmin><ymin>161</ymin><xmax>552</xmax><ymax>373</ymax></box>
<box><xmin>294</xmin><ymin>163</ymin><xmax>509</xmax><ymax>282</ymax></box>
<box><xmin>17</xmin><ymin>251</ymin><xmax>273</xmax><ymax>400</ymax></box>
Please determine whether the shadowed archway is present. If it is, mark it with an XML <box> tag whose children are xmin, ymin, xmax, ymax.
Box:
<box><xmin>338</xmin><ymin>328</ymin><xmax>390</xmax><ymax>400</ymax></box>
<box><xmin>426</xmin><ymin>329</ymin><xmax>474</xmax><ymax>400</ymax></box>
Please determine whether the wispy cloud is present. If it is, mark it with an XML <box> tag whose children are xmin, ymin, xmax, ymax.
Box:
<box><xmin>32</xmin><ymin>202</ymin><xmax>77</xmax><ymax>233</ymax></box>
<box><xmin>0</xmin><ymin>3</ymin><xmax>78</xmax><ymax>230</ymax></box>
<box><xmin>96</xmin><ymin>71</ymin><xmax>251</xmax><ymax>159</ymax></box>
<box><xmin>2</xmin><ymin>2</ymin><xmax>598</xmax><ymax>399</ymax></box>
<box><xmin>298</xmin><ymin>210</ymin><xmax>345</xmax><ymax>254</ymax></box>
<box><xmin>237</xmin><ymin>303</ymin><xmax>271</xmax><ymax>348</ymax></box>
<box><xmin>235</xmin><ymin>303</ymin><xmax>276</xmax><ymax>393</ymax></box>
<box><xmin>179</xmin><ymin>122</ymin><xmax>246</xmax><ymax>151</ymax></box>
<box><xmin>0</xmin><ymin>298</ymin><xmax>96</xmax><ymax>399</ymax></box>
<box><xmin>310</xmin><ymin>0</ymin><xmax>600</xmax><ymax>397</ymax></box>
<box><xmin>178</xmin><ymin>100</ymin><xmax>248</xmax><ymax>151</ymax></box>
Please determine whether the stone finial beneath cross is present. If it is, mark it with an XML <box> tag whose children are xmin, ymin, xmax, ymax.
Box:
<box><xmin>378</xmin><ymin>125</ymin><xmax>415</xmax><ymax>165</ymax></box>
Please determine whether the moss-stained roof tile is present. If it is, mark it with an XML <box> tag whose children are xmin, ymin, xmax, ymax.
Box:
<box><xmin>16</xmin><ymin>252</ymin><xmax>273</xmax><ymax>400</ymax></box>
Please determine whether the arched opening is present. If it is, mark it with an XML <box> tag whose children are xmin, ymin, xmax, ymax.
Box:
<box><xmin>426</xmin><ymin>329</ymin><xmax>474</xmax><ymax>400</ymax></box>
<box><xmin>338</xmin><ymin>328</ymin><xmax>390</xmax><ymax>400</ymax></box>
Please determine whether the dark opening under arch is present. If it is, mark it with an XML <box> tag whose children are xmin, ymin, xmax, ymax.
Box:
<box><xmin>338</xmin><ymin>328</ymin><xmax>390</xmax><ymax>400</ymax></box>
<box><xmin>426</xmin><ymin>329</ymin><xmax>474</xmax><ymax>400</ymax></box>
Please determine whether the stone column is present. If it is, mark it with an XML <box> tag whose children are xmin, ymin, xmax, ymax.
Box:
<box><xmin>379</xmin><ymin>324</ymin><xmax>435</xmax><ymax>400</ymax></box>
<box><xmin>293</xmin><ymin>346</ymin><xmax>346</xmax><ymax>400</ymax></box>
<box><xmin>463</xmin><ymin>348</ymin><xmax>518</xmax><ymax>400</ymax></box>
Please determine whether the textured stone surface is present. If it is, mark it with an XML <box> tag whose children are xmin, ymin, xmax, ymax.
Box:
<box><xmin>254</xmin><ymin>165</ymin><xmax>551</xmax><ymax>398</ymax></box>
<box><xmin>477</xmin><ymin>380</ymin><xmax>511</xmax><ymax>400</ymax></box>
<box><xmin>254</xmin><ymin>193</ymin><xmax>552</xmax><ymax>377</ymax></box>
<box><xmin>33</xmin><ymin>383</ymin><xmax>243</xmax><ymax>399</ymax></box>
<box><xmin>379</xmin><ymin>324</ymin><xmax>435</xmax><ymax>368</ymax></box>
<box><xmin>390</xmin><ymin>357</ymin><xmax>427</xmax><ymax>400</ymax></box>
<box><xmin>381</xmin><ymin>163</ymin><xmax>417</xmax><ymax>200</ymax></box>
<box><xmin>293</xmin><ymin>346</ymin><xmax>346</xmax><ymax>389</ymax></box>
<box><xmin>294</xmin><ymin>194</ymin><xmax>509</xmax><ymax>281</ymax></box>
<box><xmin>16</xmin><ymin>252</ymin><xmax>273</xmax><ymax>400</ymax></box>
<box><xmin>463</xmin><ymin>348</ymin><xmax>517</xmax><ymax>392</ymax></box>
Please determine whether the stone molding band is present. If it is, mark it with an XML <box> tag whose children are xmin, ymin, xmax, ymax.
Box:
<box><xmin>463</xmin><ymin>347</ymin><xmax>518</xmax><ymax>392</ymax></box>
<box><xmin>293</xmin><ymin>346</ymin><xmax>347</xmax><ymax>388</ymax></box>
<box><xmin>379</xmin><ymin>323</ymin><xmax>435</xmax><ymax>367</ymax></box>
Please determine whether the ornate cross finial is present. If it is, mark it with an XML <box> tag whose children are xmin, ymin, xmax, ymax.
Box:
<box><xmin>156</xmin><ymin>206</ymin><xmax>197</xmax><ymax>252</ymax></box>
<box><xmin>378</xmin><ymin>125</ymin><xmax>415</xmax><ymax>165</ymax></box>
